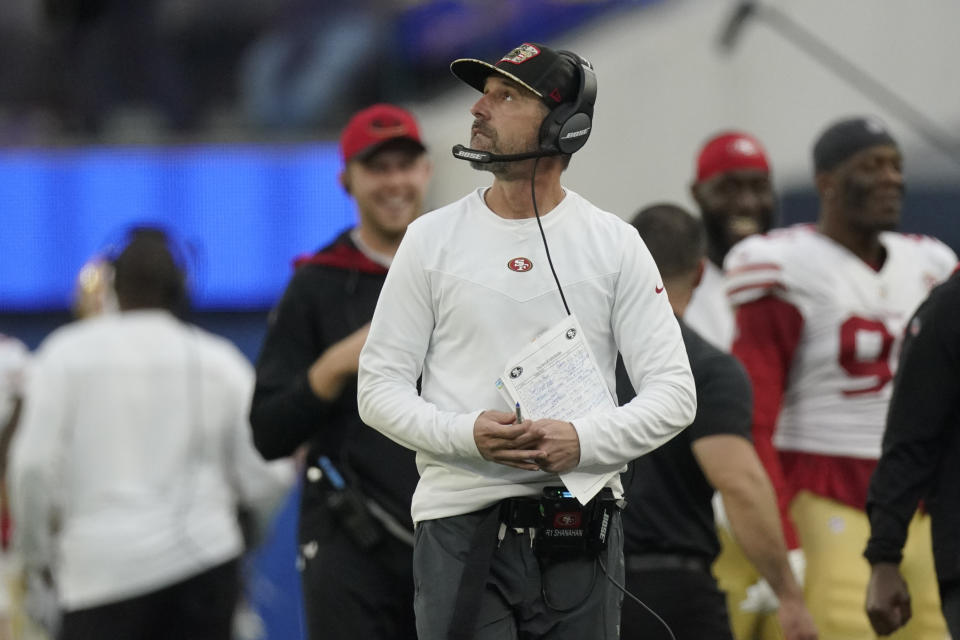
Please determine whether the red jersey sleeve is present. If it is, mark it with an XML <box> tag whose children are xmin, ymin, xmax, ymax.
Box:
<box><xmin>732</xmin><ymin>295</ymin><xmax>804</xmax><ymax>549</ymax></box>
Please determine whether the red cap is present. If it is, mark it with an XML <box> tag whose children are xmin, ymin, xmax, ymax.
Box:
<box><xmin>340</xmin><ymin>104</ymin><xmax>425</xmax><ymax>164</ymax></box>
<box><xmin>695</xmin><ymin>131</ymin><xmax>770</xmax><ymax>183</ymax></box>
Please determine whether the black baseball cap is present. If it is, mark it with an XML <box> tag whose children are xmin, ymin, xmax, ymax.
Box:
<box><xmin>451</xmin><ymin>42</ymin><xmax>579</xmax><ymax>107</ymax></box>
<box><xmin>813</xmin><ymin>116</ymin><xmax>898</xmax><ymax>173</ymax></box>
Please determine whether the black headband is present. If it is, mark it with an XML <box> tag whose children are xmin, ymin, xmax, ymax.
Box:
<box><xmin>813</xmin><ymin>117</ymin><xmax>898</xmax><ymax>173</ymax></box>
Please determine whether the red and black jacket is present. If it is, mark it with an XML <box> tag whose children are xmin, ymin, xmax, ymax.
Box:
<box><xmin>250</xmin><ymin>229</ymin><xmax>418</xmax><ymax>538</ymax></box>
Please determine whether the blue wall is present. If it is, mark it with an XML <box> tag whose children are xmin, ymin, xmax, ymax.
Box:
<box><xmin>0</xmin><ymin>143</ymin><xmax>355</xmax><ymax>311</ymax></box>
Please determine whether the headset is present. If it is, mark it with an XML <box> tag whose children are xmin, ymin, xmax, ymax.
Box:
<box><xmin>452</xmin><ymin>50</ymin><xmax>597</xmax><ymax>164</ymax></box>
<box><xmin>451</xmin><ymin>50</ymin><xmax>599</xmax><ymax>317</ymax></box>
<box><xmin>539</xmin><ymin>50</ymin><xmax>597</xmax><ymax>156</ymax></box>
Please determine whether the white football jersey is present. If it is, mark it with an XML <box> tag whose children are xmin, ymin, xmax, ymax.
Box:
<box><xmin>0</xmin><ymin>334</ymin><xmax>30</xmax><ymax>429</ymax></box>
<box><xmin>725</xmin><ymin>226</ymin><xmax>956</xmax><ymax>459</ymax></box>
<box><xmin>685</xmin><ymin>260</ymin><xmax>734</xmax><ymax>351</ymax></box>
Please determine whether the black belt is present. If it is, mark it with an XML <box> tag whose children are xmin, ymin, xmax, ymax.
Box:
<box><xmin>626</xmin><ymin>553</ymin><xmax>711</xmax><ymax>573</ymax></box>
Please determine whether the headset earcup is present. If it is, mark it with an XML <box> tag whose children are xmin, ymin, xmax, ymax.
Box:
<box><xmin>538</xmin><ymin>104</ymin><xmax>592</xmax><ymax>155</ymax></box>
<box><xmin>539</xmin><ymin>103</ymin><xmax>575</xmax><ymax>154</ymax></box>
<box><xmin>557</xmin><ymin>112</ymin><xmax>592</xmax><ymax>154</ymax></box>
<box><xmin>538</xmin><ymin>51</ymin><xmax>595</xmax><ymax>156</ymax></box>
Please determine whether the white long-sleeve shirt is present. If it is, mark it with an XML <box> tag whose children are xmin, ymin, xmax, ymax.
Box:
<box><xmin>1</xmin><ymin>333</ymin><xmax>30</xmax><ymax>431</ymax></box>
<box><xmin>358</xmin><ymin>188</ymin><xmax>696</xmax><ymax>523</ymax></box>
<box><xmin>9</xmin><ymin>310</ymin><xmax>294</xmax><ymax>611</ymax></box>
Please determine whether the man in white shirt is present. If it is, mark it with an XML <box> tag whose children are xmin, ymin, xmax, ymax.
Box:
<box><xmin>9</xmin><ymin>228</ymin><xmax>293</xmax><ymax>640</ymax></box>
<box><xmin>357</xmin><ymin>42</ymin><xmax>696</xmax><ymax>640</ymax></box>
<box><xmin>0</xmin><ymin>334</ymin><xmax>30</xmax><ymax>640</ymax></box>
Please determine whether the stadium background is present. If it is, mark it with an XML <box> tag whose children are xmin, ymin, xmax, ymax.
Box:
<box><xmin>1</xmin><ymin>1</ymin><xmax>958</xmax><ymax>638</ymax></box>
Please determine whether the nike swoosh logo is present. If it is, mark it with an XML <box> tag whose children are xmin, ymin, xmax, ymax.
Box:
<box><xmin>655</xmin><ymin>285</ymin><xmax>664</xmax><ymax>294</ymax></box>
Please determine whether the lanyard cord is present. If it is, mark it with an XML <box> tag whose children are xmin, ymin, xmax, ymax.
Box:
<box><xmin>530</xmin><ymin>157</ymin><xmax>571</xmax><ymax>316</ymax></box>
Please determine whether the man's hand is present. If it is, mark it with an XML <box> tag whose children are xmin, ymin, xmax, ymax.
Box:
<box><xmin>777</xmin><ymin>592</ymin><xmax>818</xmax><ymax>640</ymax></box>
<box><xmin>738</xmin><ymin>550</ymin><xmax>816</xmax><ymax>639</ymax></box>
<box><xmin>866</xmin><ymin>562</ymin><xmax>912</xmax><ymax>636</ymax></box>
<box><xmin>473</xmin><ymin>414</ymin><xmax>581</xmax><ymax>473</ymax></box>
<box><xmin>308</xmin><ymin>324</ymin><xmax>370</xmax><ymax>399</ymax></box>
<box><xmin>530</xmin><ymin>419</ymin><xmax>580</xmax><ymax>473</ymax></box>
<box><xmin>474</xmin><ymin>411</ymin><xmax>543</xmax><ymax>470</ymax></box>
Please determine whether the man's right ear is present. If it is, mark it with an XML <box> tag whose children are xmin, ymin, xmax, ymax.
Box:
<box><xmin>689</xmin><ymin>181</ymin><xmax>703</xmax><ymax>208</ymax></box>
<box><xmin>339</xmin><ymin>170</ymin><xmax>351</xmax><ymax>195</ymax></box>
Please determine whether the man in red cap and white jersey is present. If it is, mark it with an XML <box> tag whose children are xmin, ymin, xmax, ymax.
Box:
<box><xmin>686</xmin><ymin>131</ymin><xmax>776</xmax><ymax>352</ymax></box>
<box><xmin>685</xmin><ymin>131</ymin><xmax>796</xmax><ymax>640</ymax></box>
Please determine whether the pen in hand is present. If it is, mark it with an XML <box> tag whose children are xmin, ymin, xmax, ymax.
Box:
<box><xmin>515</xmin><ymin>401</ymin><xmax>522</xmax><ymax>423</ymax></box>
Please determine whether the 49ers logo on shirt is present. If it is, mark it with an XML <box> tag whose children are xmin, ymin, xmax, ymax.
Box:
<box><xmin>554</xmin><ymin>512</ymin><xmax>582</xmax><ymax>528</ymax></box>
<box><xmin>507</xmin><ymin>257</ymin><xmax>533</xmax><ymax>272</ymax></box>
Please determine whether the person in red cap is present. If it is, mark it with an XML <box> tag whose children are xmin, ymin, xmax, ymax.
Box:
<box><xmin>685</xmin><ymin>130</ymin><xmax>792</xmax><ymax>640</ymax></box>
<box><xmin>249</xmin><ymin>103</ymin><xmax>431</xmax><ymax>640</ymax></box>
<box><xmin>358</xmin><ymin>42</ymin><xmax>695</xmax><ymax>640</ymax></box>
<box><xmin>726</xmin><ymin>116</ymin><xmax>955</xmax><ymax>639</ymax></box>
<box><xmin>686</xmin><ymin>130</ymin><xmax>776</xmax><ymax>351</ymax></box>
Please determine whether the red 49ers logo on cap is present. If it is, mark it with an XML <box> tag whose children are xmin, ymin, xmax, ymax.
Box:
<box><xmin>507</xmin><ymin>257</ymin><xmax>533</xmax><ymax>272</ymax></box>
<box><xmin>500</xmin><ymin>43</ymin><xmax>540</xmax><ymax>65</ymax></box>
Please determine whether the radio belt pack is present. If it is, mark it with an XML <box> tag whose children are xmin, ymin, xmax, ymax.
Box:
<box><xmin>500</xmin><ymin>486</ymin><xmax>619</xmax><ymax>559</ymax></box>
<box><xmin>447</xmin><ymin>486</ymin><xmax>623</xmax><ymax>640</ymax></box>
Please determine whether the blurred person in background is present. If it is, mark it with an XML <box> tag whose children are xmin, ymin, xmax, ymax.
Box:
<box><xmin>44</xmin><ymin>0</ymin><xmax>197</xmax><ymax>133</ymax></box>
<box><xmin>686</xmin><ymin>130</ymin><xmax>776</xmax><ymax>351</ymax></box>
<box><xmin>618</xmin><ymin>203</ymin><xmax>816</xmax><ymax>640</ymax></box>
<box><xmin>864</xmin><ymin>268</ymin><xmax>960</xmax><ymax>638</ymax></box>
<box><xmin>249</xmin><ymin>103</ymin><xmax>431</xmax><ymax>640</ymax></box>
<box><xmin>66</xmin><ymin>246</ymin><xmax>277</xmax><ymax>640</ymax></box>
<box><xmin>0</xmin><ymin>0</ymin><xmax>52</xmax><ymax>145</ymax></box>
<box><xmin>8</xmin><ymin>227</ymin><xmax>293</xmax><ymax>640</ymax></box>
<box><xmin>0</xmin><ymin>255</ymin><xmax>114</xmax><ymax>640</ymax></box>
<box><xmin>725</xmin><ymin>116</ymin><xmax>956</xmax><ymax>639</ymax></box>
<box><xmin>70</xmin><ymin>248</ymin><xmax>273</xmax><ymax>640</ymax></box>
<box><xmin>686</xmin><ymin>131</ymin><xmax>795</xmax><ymax>640</ymax></box>
<box><xmin>240</xmin><ymin>0</ymin><xmax>413</xmax><ymax>131</ymax></box>
<box><xmin>71</xmin><ymin>257</ymin><xmax>117</xmax><ymax>320</ymax></box>
<box><xmin>0</xmin><ymin>334</ymin><xmax>30</xmax><ymax>640</ymax></box>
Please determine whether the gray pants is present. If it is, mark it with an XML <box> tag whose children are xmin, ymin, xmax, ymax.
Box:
<box><xmin>413</xmin><ymin>507</ymin><xmax>624</xmax><ymax>639</ymax></box>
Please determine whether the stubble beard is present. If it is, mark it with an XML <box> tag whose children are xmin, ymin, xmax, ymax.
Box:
<box><xmin>468</xmin><ymin>123</ymin><xmax>538</xmax><ymax>180</ymax></box>
<box><xmin>471</xmin><ymin>159</ymin><xmax>514</xmax><ymax>176</ymax></box>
